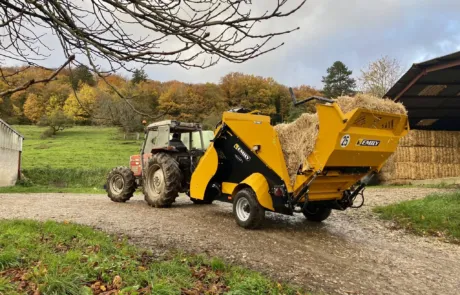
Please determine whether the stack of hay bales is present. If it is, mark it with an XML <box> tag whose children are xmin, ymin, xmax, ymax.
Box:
<box><xmin>275</xmin><ymin>94</ymin><xmax>406</xmax><ymax>184</ymax></box>
<box><xmin>380</xmin><ymin>130</ymin><xmax>460</xmax><ymax>183</ymax></box>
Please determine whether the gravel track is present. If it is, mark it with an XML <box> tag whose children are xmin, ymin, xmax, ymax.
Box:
<box><xmin>1</xmin><ymin>187</ymin><xmax>459</xmax><ymax>295</ymax></box>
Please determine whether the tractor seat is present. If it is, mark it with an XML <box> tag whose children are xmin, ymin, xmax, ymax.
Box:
<box><xmin>169</xmin><ymin>138</ymin><xmax>188</xmax><ymax>152</ymax></box>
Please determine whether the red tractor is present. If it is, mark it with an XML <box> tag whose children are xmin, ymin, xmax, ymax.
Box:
<box><xmin>106</xmin><ymin>120</ymin><xmax>211</xmax><ymax>207</ymax></box>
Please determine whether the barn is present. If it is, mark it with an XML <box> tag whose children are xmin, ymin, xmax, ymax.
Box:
<box><xmin>381</xmin><ymin>51</ymin><xmax>460</xmax><ymax>183</ymax></box>
<box><xmin>0</xmin><ymin>119</ymin><xmax>24</xmax><ymax>187</ymax></box>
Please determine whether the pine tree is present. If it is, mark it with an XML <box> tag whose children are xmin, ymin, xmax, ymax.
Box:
<box><xmin>70</xmin><ymin>65</ymin><xmax>95</xmax><ymax>90</ymax></box>
<box><xmin>322</xmin><ymin>61</ymin><xmax>356</xmax><ymax>98</ymax></box>
<box><xmin>131</xmin><ymin>69</ymin><xmax>148</xmax><ymax>84</ymax></box>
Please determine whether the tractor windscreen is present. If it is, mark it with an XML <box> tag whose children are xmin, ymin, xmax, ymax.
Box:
<box><xmin>180</xmin><ymin>131</ymin><xmax>214</xmax><ymax>150</ymax></box>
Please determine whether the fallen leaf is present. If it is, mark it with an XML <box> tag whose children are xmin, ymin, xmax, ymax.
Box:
<box><xmin>113</xmin><ymin>275</ymin><xmax>122</xmax><ymax>289</ymax></box>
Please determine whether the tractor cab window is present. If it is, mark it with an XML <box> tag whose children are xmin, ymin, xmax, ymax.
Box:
<box><xmin>180</xmin><ymin>131</ymin><xmax>214</xmax><ymax>150</ymax></box>
<box><xmin>143</xmin><ymin>130</ymin><xmax>157</xmax><ymax>153</ymax></box>
<box><xmin>143</xmin><ymin>125</ymin><xmax>169</xmax><ymax>153</ymax></box>
<box><xmin>181</xmin><ymin>131</ymin><xmax>203</xmax><ymax>150</ymax></box>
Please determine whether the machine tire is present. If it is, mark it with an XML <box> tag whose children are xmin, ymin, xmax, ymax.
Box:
<box><xmin>143</xmin><ymin>153</ymin><xmax>182</xmax><ymax>208</ymax></box>
<box><xmin>302</xmin><ymin>205</ymin><xmax>332</xmax><ymax>222</ymax></box>
<box><xmin>233</xmin><ymin>188</ymin><xmax>265</xmax><ymax>229</ymax></box>
<box><xmin>106</xmin><ymin>166</ymin><xmax>137</xmax><ymax>202</ymax></box>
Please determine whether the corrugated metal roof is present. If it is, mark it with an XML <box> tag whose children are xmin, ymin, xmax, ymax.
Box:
<box><xmin>0</xmin><ymin>119</ymin><xmax>24</xmax><ymax>138</ymax></box>
<box><xmin>385</xmin><ymin>51</ymin><xmax>460</xmax><ymax>130</ymax></box>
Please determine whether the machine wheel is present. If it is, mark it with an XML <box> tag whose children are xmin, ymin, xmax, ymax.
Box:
<box><xmin>233</xmin><ymin>188</ymin><xmax>265</xmax><ymax>229</ymax></box>
<box><xmin>143</xmin><ymin>153</ymin><xmax>182</xmax><ymax>208</ymax></box>
<box><xmin>302</xmin><ymin>205</ymin><xmax>332</xmax><ymax>222</ymax></box>
<box><xmin>106</xmin><ymin>166</ymin><xmax>137</xmax><ymax>202</ymax></box>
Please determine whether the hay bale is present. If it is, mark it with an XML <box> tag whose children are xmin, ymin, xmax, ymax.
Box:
<box><xmin>275</xmin><ymin>113</ymin><xmax>319</xmax><ymax>184</ymax></box>
<box><xmin>394</xmin><ymin>146</ymin><xmax>460</xmax><ymax>164</ymax></box>
<box><xmin>399</xmin><ymin>130</ymin><xmax>460</xmax><ymax>147</ymax></box>
<box><xmin>390</xmin><ymin>162</ymin><xmax>460</xmax><ymax>180</ymax></box>
<box><xmin>381</xmin><ymin>133</ymin><xmax>460</xmax><ymax>183</ymax></box>
<box><xmin>276</xmin><ymin>94</ymin><xmax>407</xmax><ymax>184</ymax></box>
<box><xmin>378</xmin><ymin>154</ymin><xmax>396</xmax><ymax>182</ymax></box>
<box><xmin>336</xmin><ymin>94</ymin><xmax>407</xmax><ymax>115</ymax></box>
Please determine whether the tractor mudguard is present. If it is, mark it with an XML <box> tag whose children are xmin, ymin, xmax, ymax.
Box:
<box><xmin>237</xmin><ymin>173</ymin><xmax>274</xmax><ymax>211</ymax></box>
<box><xmin>189</xmin><ymin>143</ymin><xmax>218</xmax><ymax>200</ymax></box>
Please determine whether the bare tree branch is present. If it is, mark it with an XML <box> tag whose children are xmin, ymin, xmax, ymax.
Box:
<box><xmin>0</xmin><ymin>0</ymin><xmax>305</xmax><ymax>120</ymax></box>
<box><xmin>0</xmin><ymin>0</ymin><xmax>306</xmax><ymax>73</ymax></box>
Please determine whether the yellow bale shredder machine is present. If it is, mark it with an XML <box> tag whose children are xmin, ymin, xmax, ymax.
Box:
<box><xmin>106</xmin><ymin>93</ymin><xmax>408</xmax><ymax>229</ymax></box>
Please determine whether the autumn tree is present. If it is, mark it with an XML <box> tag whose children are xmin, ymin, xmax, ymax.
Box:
<box><xmin>220</xmin><ymin>73</ymin><xmax>300</xmax><ymax>122</ymax></box>
<box><xmin>93</xmin><ymin>78</ymin><xmax>160</xmax><ymax>132</ymax></box>
<box><xmin>38</xmin><ymin>110</ymin><xmax>74</xmax><ymax>136</ymax></box>
<box><xmin>64</xmin><ymin>84</ymin><xmax>98</xmax><ymax>122</ymax></box>
<box><xmin>220</xmin><ymin>73</ymin><xmax>275</xmax><ymax>114</ymax></box>
<box><xmin>158</xmin><ymin>82</ymin><xmax>189</xmax><ymax>120</ymax></box>
<box><xmin>286</xmin><ymin>85</ymin><xmax>322</xmax><ymax>122</ymax></box>
<box><xmin>322</xmin><ymin>61</ymin><xmax>356</xmax><ymax>98</ymax></box>
<box><xmin>23</xmin><ymin>93</ymin><xmax>46</xmax><ymax>122</ymax></box>
<box><xmin>359</xmin><ymin>56</ymin><xmax>402</xmax><ymax>97</ymax></box>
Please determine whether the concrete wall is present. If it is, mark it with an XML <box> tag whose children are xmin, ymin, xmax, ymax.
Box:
<box><xmin>0</xmin><ymin>121</ymin><xmax>23</xmax><ymax>187</ymax></box>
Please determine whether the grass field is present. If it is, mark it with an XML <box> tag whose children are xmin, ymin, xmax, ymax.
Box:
<box><xmin>0</xmin><ymin>220</ymin><xmax>305</xmax><ymax>295</ymax></box>
<box><xmin>1</xmin><ymin>126</ymin><xmax>141</xmax><ymax>191</ymax></box>
<box><xmin>374</xmin><ymin>191</ymin><xmax>460</xmax><ymax>243</ymax></box>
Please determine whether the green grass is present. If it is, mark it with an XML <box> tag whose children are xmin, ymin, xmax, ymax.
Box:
<box><xmin>4</xmin><ymin>126</ymin><xmax>142</xmax><ymax>192</ymax></box>
<box><xmin>374</xmin><ymin>191</ymin><xmax>460</xmax><ymax>242</ymax></box>
<box><xmin>0</xmin><ymin>220</ymin><xmax>307</xmax><ymax>295</ymax></box>
<box><xmin>0</xmin><ymin>186</ymin><xmax>106</xmax><ymax>194</ymax></box>
<box><xmin>369</xmin><ymin>183</ymin><xmax>460</xmax><ymax>189</ymax></box>
<box><xmin>15</xmin><ymin>126</ymin><xmax>141</xmax><ymax>169</ymax></box>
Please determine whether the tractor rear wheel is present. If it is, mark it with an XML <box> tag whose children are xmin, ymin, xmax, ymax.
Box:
<box><xmin>106</xmin><ymin>166</ymin><xmax>137</xmax><ymax>202</ymax></box>
<box><xmin>143</xmin><ymin>153</ymin><xmax>182</xmax><ymax>208</ymax></box>
<box><xmin>233</xmin><ymin>188</ymin><xmax>265</xmax><ymax>229</ymax></box>
<box><xmin>302</xmin><ymin>205</ymin><xmax>332</xmax><ymax>222</ymax></box>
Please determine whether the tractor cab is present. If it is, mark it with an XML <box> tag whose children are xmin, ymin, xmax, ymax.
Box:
<box><xmin>143</xmin><ymin>120</ymin><xmax>206</xmax><ymax>154</ymax></box>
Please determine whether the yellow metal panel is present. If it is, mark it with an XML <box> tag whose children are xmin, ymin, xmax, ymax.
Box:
<box><xmin>240</xmin><ymin>173</ymin><xmax>274</xmax><ymax>211</ymax></box>
<box><xmin>306</xmin><ymin>104</ymin><xmax>408</xmax><ymax>172</ymax></box>
<box><xmin>222</xmin><ymin>182</ymin><xmax>237</xmax><ymax>195</ymax></box>
<box><xmin>294</xmin><ymin>172</ymin><xmax>365</xmax><ymax>201</ymax></box>
<box><xmin>190</xmin><ymin>143</ymin><xmax>218</xmax><ymax>200</ymax></box>
<box><xmin>293</xmin><ymin>104</ymin><xmax>408</xmax><ymax>191</ymax></box>
<box><xmin>222</xmin><ymin>112</ymin><xmax>293</xmax><ymax>192</ymax></box>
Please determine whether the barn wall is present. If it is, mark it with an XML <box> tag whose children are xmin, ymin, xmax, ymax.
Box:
<box><xmin>0</xmin><ymin>122</ymin><xmax>23</xmax><ymax>187</ymax></box>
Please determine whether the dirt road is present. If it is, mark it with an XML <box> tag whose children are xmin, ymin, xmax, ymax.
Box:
<box><xmin>1</xmin><ymin>188</ymin><xmax>459</xmax><ymax>294</ymax></box>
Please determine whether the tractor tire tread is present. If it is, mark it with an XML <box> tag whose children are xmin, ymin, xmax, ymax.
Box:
<box><xmin>302</xmin><ymin>206</ymin><xmax>332</xmax><ymax>222</ymax></box>
<box><xmin>106</xmin><ymin>166</ymin><xmax>137</xmax><ymax>202</ymax></box>
<box><xmin>233</xmin><ymin>188</ymin><xmax>265</xmax><ymax>229</ymax></box>
<box><xmin>143</xmin><ymin>153</ymin><xmax>182</xmax><ymax>208</ymax></box>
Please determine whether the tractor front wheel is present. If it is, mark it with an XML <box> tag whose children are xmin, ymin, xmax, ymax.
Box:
<box><xmin>233</xmin><ymin>188</ymin><xmax>265</xmax><ymax>229</ymax></box>
<box><xmin>106</xmin><ymin>166</ymin><xmax>137</xmax><ymax>202</ymax></box>
<box><xmin>302</xmin><ymin>205</ymin><xmax>332</xmax><ymax>222</ymax></box>
<box><xmin>143</xmin><ymin>153</ymin><xmax>182</xmax><ymax>208</ymax></box>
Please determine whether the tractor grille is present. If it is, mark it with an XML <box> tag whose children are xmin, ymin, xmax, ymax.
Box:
<box><xmin>352</xmin><ymin>113</ymin><xmax>396</xmax><ymax>130</ymax></box>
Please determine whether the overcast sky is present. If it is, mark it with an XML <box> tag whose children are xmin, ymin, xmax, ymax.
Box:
<box><xmin>5</xmin><ymin>0</ymin><xmax>460</xmax><ymax>89</ymax></box>
<box><xmin>145</xmin><ymin>0</ymin><xmax>460</xmax><ymax>88</ymax></box>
